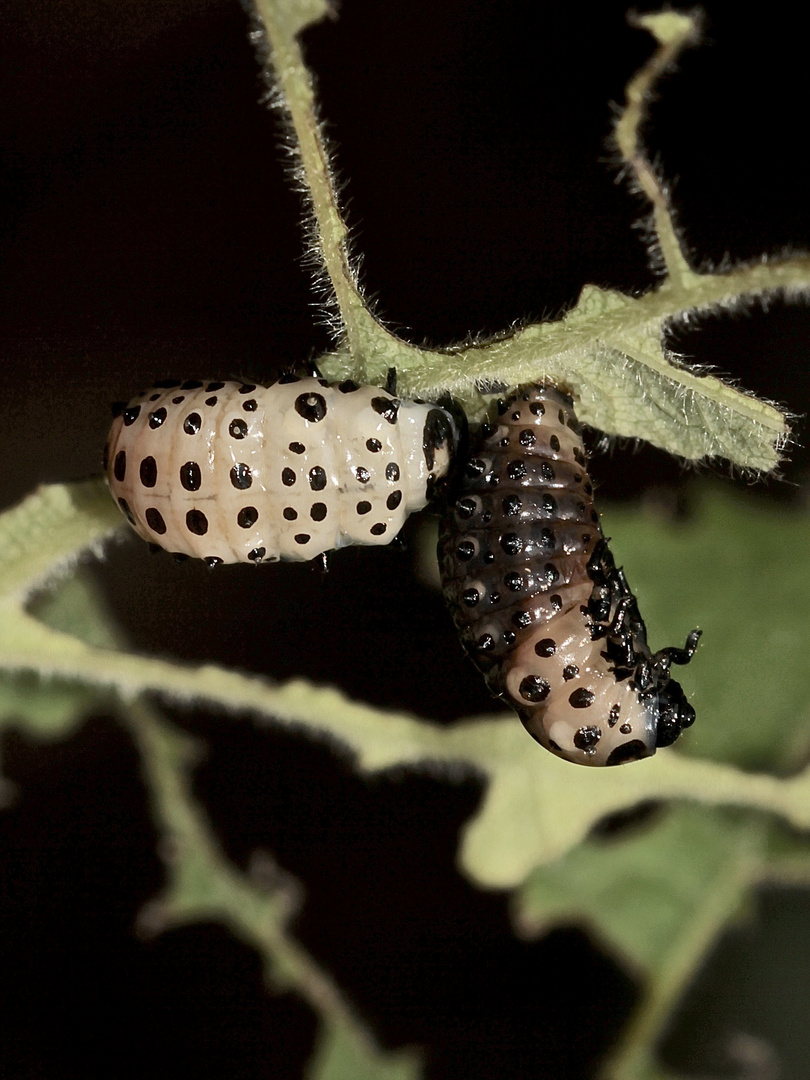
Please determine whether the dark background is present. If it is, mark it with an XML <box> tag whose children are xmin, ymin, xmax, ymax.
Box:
<box><xmin>1</xmin><ymin>1</ymin><xmax>809</xmax><ymax>1077</ymax></box>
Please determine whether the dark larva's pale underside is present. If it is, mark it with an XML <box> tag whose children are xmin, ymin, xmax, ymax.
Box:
<box><xmin>106</xmin><ymin>375</ymin><xmax>460</xmax><ymax>564</ymax></box>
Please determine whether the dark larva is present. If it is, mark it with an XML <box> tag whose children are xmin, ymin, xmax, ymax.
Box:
<box><xmin>438</xmin><ymin>385</ymin><xmax>700</xmax><ymax>767</ymax></box>
<box><xmin>106</xmin><ymin>376</ymin><xmax>462</xmax><ymax>563</ymax></box>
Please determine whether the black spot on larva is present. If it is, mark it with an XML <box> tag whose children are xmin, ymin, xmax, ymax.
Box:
<box><xmin>310</xmin><ymin>503</ymin><xmax>327</xmax><ymax>521</ymax></box>
<box><xmin>519</xmin><ymin>429</ymin><xmax>536</xmax><ymax>448</ymax></box>
<box><xmin>463</xmin><ymin>589</ymin><xmax>480</xmax><ymax>607</ymax></box>
<box><xmin>357</xmin><ymin>501</ymin><xmax>372</xmax><ymax>515</ymax></box>
<box><xmin>205</xmin><ymin>396</ymin><xmax>218</xmax><ymax>407</ymax></box>
<box><xmin>355</xmin><ymin>466</ymin><xmax>370</xmax><ymax>484</ymax></box>
<box><xmin>229</xmin><ymin>419</ymin><xmax>248</xmax><ymax>439</ymax></box>
<box><xmin>372</xmin><ymin>396</ymin><xmax>400</xmax><ymax>423</ymax></box>
<box><xmin>387</xmin><ymin>491</ymin><xmax>402</xmax><ymax>510</ymax></box>
<box><xmin>457</xmin><ymin>540</ymin><xmax>475</xmax><ymax>560</ymax></box>
<box><xmin>206</xmin><ymin>382</ymin><xmax>225</xmax><ymax>392</ymax></box>
<box><xmin>499</xmin><ymin>437</ymin><xmax>510</xmax><ymax>448</ymax></box>
<box><xmin>139</xmin><ymin>456</ymin><xmax>158</xmax><ymax>488</ymax></box>
<box><xmin>183</xmin><ymin>413</ymin><xmax>201</xmax><ymax>435</ymax></box>
<box><xmin>477</xmin><ymin>634</ymin><xmax>495</xmax><ymax>652</ymax></box>
<box><xmin>366</xmin><ymin>439</ymin><xmax>382</xmax><ymax>453</ymax></box>
<box><xmin>283</xmin><ymin>507</ymin><xmax>297</xmax><ymax>520</ymax></box>
<box><xmin>282</xmin><ymin>468</ymin><xmax>296</xmax><ymax>487</ymax></box>
<box><xmin>186</xmin><ymin>509</ymin><xmax>208</xmax><ymax>535</ymax></box>
<box><xmin>535</xmin><ymin>638</ymin><xmax>556</xmax><ymax>657</ymax></box>
<box><xmin>113</xmin><ymin>450</ymin><xmax>127</xmax><ymax>482</ymax></box>
<box><xmin>123</xmin><ymin>406</ymin><xmax>141</xmax><ymax>426</ymax></box>
<box><xmin>457</xmin><ymin>498</ymin><xmax>477</xmax><ymax>519</ymax></box>
<box><xmin>519</xmin><ymin>676</ymin><xmax>550</xmax><ymax>703</ymax></box>
<box><xmin>591</xmin><ymin>510</ymin><xmax>599</xmax><ymax>523</ymax></box>
<box><xmin>574</xmin><ymin>726</ymin><xmax>601</xmax><ymax>751</ymax></box>
<box><xmin>278</xmin><ymin>373</ymin><xmax>299</xmax><ymax>385</ymax></box>
<box><xmin>467</xmin><ymin>459</ymin><xmax>486</xmax><ymax>478</ymax></box>
<box><xmin>540</xmin><ymin>462</ymin><xmax>555</xmax><ymax>482</ymax></box>
<box><xmin>608</xmin><ymin>704</ymin><xmax>621</xmax><ymax>727</ymax></box>
<box><xmin>289</xmin><ymin>442</ymin><xmax>305</xmax><ymax>454</ymax></box>
<box><xmin>500</xmin><ymin>533</ymin><xmax>523</xmax><ymax>556</ymax></box>
<box><xmin>573</xmin><ymin>447</ymin><xmax>585</xmax><ymax>465</ymax></box>
<box><xmin>606</xmin><ymin>741</ymin><xmax>647</xmax><ymax>766</ymax></box>
<box><xmin>549</xmin><ymin>594</ymin><xmax>562</xmax><ymax>611</ymax></box>
<box><xmin>181</xmin><ymin>380</ymin><xmax>203</xmax><ymax>390</ymax></box>
<box><xmin>584</xmin><ymin>482</ymin><xmax>593</xmax><ymax>496</ymax></box>
<box><xmin>172</xmin><ymin>552</ymin><xmax>189</xmax><ymax>563</ymax></box>
<box><xmin>512</xmin><ymin>610</ymin><xmax>532</xmax><ymax>629</ymax></box>
<box><xmin>243</xmin><ymin>399</ymin><xmax>257</xmax><ymax>412</ymax></box>
<box><xmin>172</xmin><ymin>396</ymin><xmax>185</xmax><ymax>405</ymax></box>
<box><xmin>237</xmin><ymin>506</ymin><xmax>259</xmax><ymax>529</ymax></box>
<box><xmin>530</xmin><ymin>400</ymin><xmax>545</xmax><ymax>416</ymax></box>
<box><xmin>294</xmin><ymin>534</ymin><xmax>311</xmax><ymax>545</ymax></box>
<box><xmin>309</xmin><ymin>466</ymin><xmax>327</xmax><ymax>491</ymax></box>
<box><xmin>239</xmin><ymin>383</ymin><xmax>257</xmax><ymax>394</ymax></box>
<box><xmin>231</xmin><ymin>463</ymin><xmax>252</xmax><ymax>490</ymax></box>
<box><xmin>543</xmin><ymin>563</ymin><xmax>560</xmax><ymax>586</ymax></box>
<box><xmin>386</xmin><ymin>463</ymin><xmax>400</xmax><ymax>482</ymax></box>
<box><xmin>507</xmin><ymin>461</ymin><xmax>526</xmax><ymax>480</ymax></box>
<box><xmin>118</xmin><ymin>498</ymin><xmax>136</xmax><ymax>524</ymax></box>
<box><xmin>563</xmin><ymin>664</ymin><xmax>579</xmax><ymax>681</ymax></box>
<box><xmin>511</xmin><ymin>410</ymin><xmax>521</xmax><ymax>421</ymax></box>
<box><xmin>541</xmin><ymin>494</ymin><xmax>557</xmax><ymax>515</ymax></box>
<box><xmin>549</xmin><ymin>434</ymin><xmax>561</xmax><ymax>453</ymax></box>
<box><xmin>179</xmin><ymin>461</ymin><xmax>201</xmax><ymax>491</ymax></box>
<box><xmin>295</xmin><ymin>393</ymin><xmax>327</xmax><ymax>422</ymax></box>
<box><xmin>619</xmin><ymin>722</ymin><xmax>632</xmax><ymax>735</ymax></box>
<box><xmin>558</xmin><ymin>409</ymin><xmax>565</xmax><ymax>425</ymax></box>
<box><xmin>205</xmin><ymin>557</ymin><xmax>223</xmax><ymax>568</ymax></box>
<box><xmin>145</xmin><ymin>508</ymin><xmax>166</xmax><ymax>534</ymax></box>
<box><xmin>154</xmin><ymin>379</ymin><xmax>181</xmax><ymax>389</ymax></box>
<box><xmin>570</xmin><ymin>688</ymin><xmax>595</xmax><ymax>709</ymax></box>
<box><xmin>370</xmin><ymin>523</ymin><xmax>387</xmax><ymax>536</ymax></box>
<box><xmin>147</xmin><ymin>395</ymin><xmax>160</xmax><ymax>403</ymax></box>
<box><xmin>503</xmin><ymin>630</ymin><xmax>516</xmax><ymax>645</ymax></box>
<box><xmin>505</xmin><ymin>573</ymin><xmax>524</xmax><ymax>591</ymax></box>
<box><xmin>497</xmin><ymin>400</ymin><xmax>508</xmax><ymax>415</ymax></box>
<box><xmin>338</xmin><ymin>380</ymin><xmax>359</xmax><ymax>393</ymax></box>
<box><xmin>248</xmin><ymin>547</ymin><xmax>266</xmax><ymax>563</ymax></box>
<box><xmin>148</xmin><ymin>409</ymin><xmax>167</xmax><ymax>429</ymax></box>
<box><xmin>503</xmin><ymin>495</ymin><xmax>522</xmax><ymax>516</ymax></box>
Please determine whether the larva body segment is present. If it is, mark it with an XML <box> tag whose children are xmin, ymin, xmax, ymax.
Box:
<box><xmin>105</xmin><ymin>375</ymin><xmax>461</xmax><ymax>564</ymax></box>
<box><xmin>438</xmin><ymin>385</ymin><xmax>699</xmax><ymax>767</ymax></box>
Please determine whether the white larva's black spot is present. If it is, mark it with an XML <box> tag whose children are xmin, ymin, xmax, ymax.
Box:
<box><xmin>563</xmin><ymin>664</ymin><xmax>579</xmax><ymax>681</ymax></box>
<box><xmin>339</xmin><ymin>380</ymin><xmax>359</xmax><ymax>393</ymax></box>
<box><xmin>206</xmin><ymin>382</ymin><xmax>225</xmax><ymax>392</ymax></box>
<box><xmin>356</xmin><ymin>501</ymin><xmax>372</xmax><ymax>515</ymax></box>
<box><xmin>148</xmin><ymin>408</ymin><xmax>167</xmax><ymax>429</ymax></box>
<box><xmin>386</xmin><ymin>463</ymin><xmax>400</xmax><ymax>481</ymax></box>
<box><xmin>370</xmin><ymin>523</ymin><xmax>386</xmax><ymax>536</ymax></box>
<box><xmin>243</xmin><ymin>399</ymin><xmax>257</xmax><ymax>412</ymax></box>
<box><xmin>237</xmin><ymin>506</ymin><xmax>258</xmax><ymax>529</ymax></box>
<box><xmin>205</xmin><ymin>396</ymin><xmax>218</xmax><ymax>407</ymax></box>
<box><xmin>184</xmin><ymin>413</ymin><xmax>202</xmax><ymax>434</ymax></box>
<box><xmin>248</xmin><ymin>547</ymin><xmax>266</xmax><ymax>563</ymax></box>
<box><xmin>355</xmin><ymin>467</ymin><xmax>370</xmax><ymax>484</ymax></box>
<box><xmin>372</xmin><ymin>396</ymin><xmax>399</xmax><ymax>423</ymax></box>
<box><xmin>289</xmin><ymin>442</ymin><xmax>305</xmax><ymax>454</ymax></box>
<box><xmin>295</xmin><ymin>393</ymin><xmax>327</xmax><ymax>422</ymax></box>
<box><xmin>282</xmin><ymin>468</ymin><xmax>296</xmax><ymax>487</ymax></box>
<box><xmin>310</xmin><ymin>503</ymin><xmax>327</xmax><ymax>521</ymax></box>
<box><xmin>182</xmin><ymin>380</ymin><xmax>203</xmax><ymax>390</ymax></box>
<box><xmin>534</xmin><ymin>638</ymin><xmax>556</xmax><ymax>657</ymax></box>
<box><xmin>239</xmin><ymin>383</ymin><xmax>257</xmax><ymax>394</ymax></box>
<box><xmin>294</xmin><ymin>533</ymin><xmax>311</xmax><ymax>545</ymax></box>
<box><xmin>386</xmin><ymin>491</ymin><xmax>402</xmax><ymax>510</ymax></box>
<box><xmin>283</xmin><ymin>507</ymin><xmax>297</xmax><ymax>520</ymax></box>
<box><xmin>309</xmin><ymin>467</ymin><xmax>327</xmax><ymax>491</ymax></box>
<box><xmin>172</xmin><ymin>396</ymin><xmax>185</xmax><ymax>405</ymax></box>
<box><xmin>205</xmin><ymin>556</ymin><xmax>223</xmax><ymax>567</ymax></box>
<box><xmin>139</xmin><ymin>457</ymin><xmax>158</xmax><ymax>488</ymax></box>
<box><xmin>549</xmin><ymin>434</ymin><xmax>561</xmax><ymax>453</ymax></box>
<box><xmin>366</xmin><ymin>439</ymin><xmax>382</xmax><ymax>453</ymax></box>
<box><xmin>114</xmin><ymin>451</ymin><xmax>127</xmax><ymax>482</ymax></box>
<box><xmin>123</xmin><ymin>406</ymin><xmax>141</xmax><ymax>426</ymax></box>
<box><xmin>118</xmin><ymin>497</ymin><xmax>136</xmax><ymax>524</ymax></box>
<box><xmin>186</xmin><ymin>509</ymin><xmax>208</xmax><ymax>535</ymax></box>
<box><xmin>519</xmin><ymin>676</ymin><xmax>550</xmax><ymax>703</ymax></box>
<box><xmin>145</xmin><ymin>508</ymin><xmax>167</xmax><ymax>534</ymax></box>
<box><xmin>180</xmin><ymin>462</ymin><xmax>202</xmax><ymax>491</ymax></box>
<box><xmin>230</xmin><ymin>463</ymin><xmax>252</xmax><ymax>490</ymax></box>
<box><xmin>519</xmin><ymin>429</ymin><xmax>536</xmax><ymax>448</ymax></box>
<box><xmin>574</xmin><ymin>726</ymin><xmax>601</xmax><ymax>751</ymax></box>
<box><xmin>230</xmin><ymin>419</ymin><xmax>248</xmax><ymax>439</ymax></box>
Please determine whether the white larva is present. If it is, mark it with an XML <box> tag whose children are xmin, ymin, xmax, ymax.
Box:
<box><xmin>105</xmin><ymin>374</ymin><xmax>461</xmax><ymax>565</ymax></box>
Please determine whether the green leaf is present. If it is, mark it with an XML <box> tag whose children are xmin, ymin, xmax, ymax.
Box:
<box><xmin>0</xmin><ymin>670</ymin><xmax>100</xmax><ymax>736</ymax></box>
<box><xmin>306</xmin><ymin>1023</ymin><xmax>422</xmax><ymax>1080</ymax></box>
